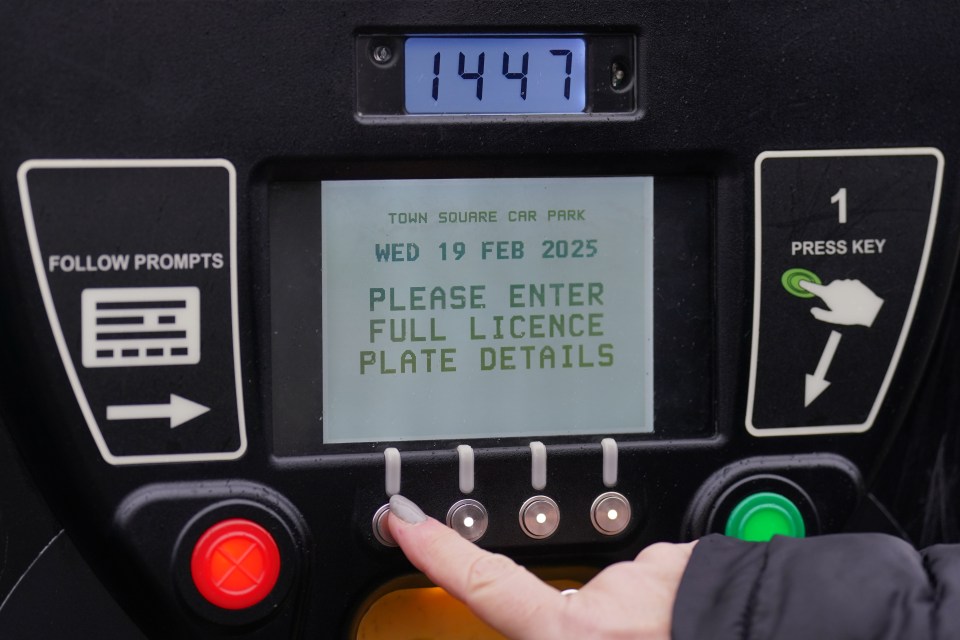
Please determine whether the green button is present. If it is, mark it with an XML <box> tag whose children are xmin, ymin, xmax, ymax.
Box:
<box><xmin>781</xmin><ymin>267</ymin><xmax>821</xmax><ymax>298</ymax></box>
<box><xmin>725</xmin><ymin>492</ymin><xmax>806</xmax><ymax>541</ymax></box>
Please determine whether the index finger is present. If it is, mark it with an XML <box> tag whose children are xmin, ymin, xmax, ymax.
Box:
<box><xmin>798</xmin><ymin>279</ymin><xmax>827</xmax><ymax>296</ymax></box>
<box><xmin>387</xmin><ymin>496</ymin><xmax>568</xmax><ymax>639</ymax></box>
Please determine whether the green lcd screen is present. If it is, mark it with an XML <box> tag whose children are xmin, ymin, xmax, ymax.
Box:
<box><xmin>319</xmin><ymin>176</ymin><xmax>654</xmax><ymax>443</ymax></box>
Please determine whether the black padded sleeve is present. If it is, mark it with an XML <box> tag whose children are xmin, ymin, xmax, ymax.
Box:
<box><xmin>672</xmin><ymin>533</ymin><xmax>960</xmax><ymax>640</ymax></box>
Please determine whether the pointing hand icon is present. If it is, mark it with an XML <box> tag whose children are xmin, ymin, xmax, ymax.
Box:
<box><xmin>798</xmin><ymin>279</ymin><xmax>884</xmax><ymax>328</ymax></box>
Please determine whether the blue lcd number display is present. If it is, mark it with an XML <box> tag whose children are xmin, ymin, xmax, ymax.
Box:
<box><xmin>404</xmin><ymin>37</ymin><xmax>587</xmax><ymax>115</ymax></box>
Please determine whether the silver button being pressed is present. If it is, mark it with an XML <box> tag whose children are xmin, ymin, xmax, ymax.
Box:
<box><xmin>372</xmin><ymin>504</ymin><xmax>398</xmax><ymax>547</ymax></box>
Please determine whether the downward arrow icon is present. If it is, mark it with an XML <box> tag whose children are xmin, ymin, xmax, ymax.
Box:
<box><xmin>106</xmin><ymin>394</ymin><xmax>210</xmax><ymax>428</ymax></box>
<box><xmin>805</xmin><ymin>331</ymin><xmax>842</xmax><ymax>407</ymax></box>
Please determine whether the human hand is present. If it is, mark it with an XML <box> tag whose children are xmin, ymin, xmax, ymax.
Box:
<box><xmin>387</xmin><ymin>494</ymin><xmax>696</xmax><ymax>640</ymax></box>
<box><xmin>798</xmin><ymin>278</ymin><xmax>884</xmax><ymax>327</ymax></box>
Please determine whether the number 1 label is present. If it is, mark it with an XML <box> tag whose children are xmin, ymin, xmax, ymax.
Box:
<box><xmin>831</xmin><ymin>187</ymin><xmax>847</xmax><ymax>224</ymax></box>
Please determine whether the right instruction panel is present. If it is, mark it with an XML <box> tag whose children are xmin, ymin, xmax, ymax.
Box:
<box><xmin>747</xmin><ymin>148</ymin><xmax>943</xmax><ymax>436</ymax></box>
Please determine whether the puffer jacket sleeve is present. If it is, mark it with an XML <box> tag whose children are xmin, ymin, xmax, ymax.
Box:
<box><xmin>672</xmin><ymin>533</ymin><xmax>960</xmax><ymax>640</ymax></box>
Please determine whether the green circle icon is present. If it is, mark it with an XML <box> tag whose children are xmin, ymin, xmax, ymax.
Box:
<box><xmin>781</xmin><ymin>268</ymin><xmax>821</xmax><ymax>298</ymax></box>
<box><xmin>725</xmin><ymin>492</ymin><xmax>806</xmax><ymax>542</ymax></box>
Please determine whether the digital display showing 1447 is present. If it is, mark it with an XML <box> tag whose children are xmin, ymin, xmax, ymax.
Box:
<box><xmin>321</xmin><ymin>176</ymin><xmax>654</xmax><ymax>443</ymax></box>
<box><xmin>404</xmin><ymin>37</ymin><xmax>587</xmax><ymax>114</ymax></box>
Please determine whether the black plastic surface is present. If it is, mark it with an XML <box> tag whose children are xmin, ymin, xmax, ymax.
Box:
<box><xmin>0</xmin><ymin>532</ymin><xmax>146</xmax><ymax>640</ymax></box>
<box><xmin>0</xmin><ymin>415</ymin><xmax>61</xmax><ymax>602</ymax></box>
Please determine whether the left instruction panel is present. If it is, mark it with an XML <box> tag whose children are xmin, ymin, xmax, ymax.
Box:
<box><xmin>18</xmin><ymin>160</ymin><xmax>247</xmax><ymax>465</ymax></box>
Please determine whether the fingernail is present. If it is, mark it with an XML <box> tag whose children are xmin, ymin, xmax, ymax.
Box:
<box><xmin>390</xmin><ymin>494</ymin><xmax>427</xmax><ymax>524</ymax></box>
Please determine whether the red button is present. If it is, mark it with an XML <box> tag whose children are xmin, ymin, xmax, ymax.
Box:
<box><xmin>190</xmin><ymin>519</ymin><xmax>281</xmax><ymax>610</ymax></box>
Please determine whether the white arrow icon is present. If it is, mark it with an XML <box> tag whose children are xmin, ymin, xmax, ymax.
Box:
<box><xmin>805</xmin><ymin>330</ymin><xmax>842</xmax><ymax>407</ymax></box>
<box><xmin>106</xmin><ymin>394</ymin><xmax>210</xmax><ymax>428</ymax></box>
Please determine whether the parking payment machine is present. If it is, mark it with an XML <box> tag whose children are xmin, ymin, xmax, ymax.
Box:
<box><xmin>1</xmin><ymin>2</ymin><xmax>960</xmax><ymax>637</ymax></box>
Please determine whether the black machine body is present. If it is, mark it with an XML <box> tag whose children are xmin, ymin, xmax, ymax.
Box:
<box><xmin>1</xmin><ymin>1</ymin><xmax>960</xmax><ymax>637</ymax></box>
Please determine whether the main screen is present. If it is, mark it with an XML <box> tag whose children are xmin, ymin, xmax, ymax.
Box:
<box><xmin>320</xmin><ymin>177</ymin><xmax>654</xmax><ymax>442</ymax></box>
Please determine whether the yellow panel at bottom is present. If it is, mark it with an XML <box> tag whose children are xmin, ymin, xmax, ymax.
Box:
<box><xmin>356</xmin><ymin>580</ymin><xmax>582</xmax><ymax>640</ymax></box>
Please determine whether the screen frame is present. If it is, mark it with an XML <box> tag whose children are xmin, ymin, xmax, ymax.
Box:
<box><xmin>266</xmin><ymin>159</ymin><xmax>716</xmax><ymax>457</ymax></box>
<box><xmin>356</xmin><ymin>32</ymin><xmax>640</xmax><ymax>120</ymax></box>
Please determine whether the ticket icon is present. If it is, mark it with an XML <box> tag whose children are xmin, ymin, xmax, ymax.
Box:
<box><xmin>81</xmin><ymin>287</ymin><xmax>201</xmax><ymax>368</ymax></box>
